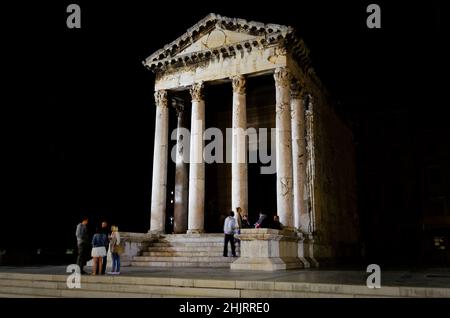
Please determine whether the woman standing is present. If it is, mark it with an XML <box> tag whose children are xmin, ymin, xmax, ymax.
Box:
<box><xmin>91</xmin><ymin>227</ymin><xmax>107</xmax><ymax>275</ymax></box>
<box><xmin>109</xmin><ymin>225</ymin><xmax>121</xmax><ymax>275</ymax></box>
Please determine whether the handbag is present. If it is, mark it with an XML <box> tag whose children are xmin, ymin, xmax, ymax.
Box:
<box><xmin>113</xmin><ymin>243</ymin><xmax>125</xmax><ymax>255</ymax></box>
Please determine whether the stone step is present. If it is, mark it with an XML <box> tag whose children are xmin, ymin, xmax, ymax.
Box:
<box><xmin>1</xmin><ymin>273</ymin><xmax>448</xmax><ymax>298</ymax></box>
<box><xmin>0</xmin><ymin>278</ymin><xmax>236</xmax><ymax>298</ymax></box>
<box><xmin>0</xmin><ymin>279</ymin><xmax>361</xmax><ymax>298</ymax></box>
<box><xmin>143</xmin><ymin>251</ymin><xmax>235</xmax><ymax>257</ymax></box>
<box><xmin>140</xmin><ymin>237</ymin><xmax>241</xmax><ymax>268</ymax></box>
<box><xmin>160</xmin><ymin>240</ymin><xmax>226</xmax><ymax>244</ymax></box>
<box><xmin>133</xmin><ymin>256</ymin><xmax>236</xmax><ymax>262</ymax></box>
<box><xmin>0</xmin><ymin>284</ymin><xmax>62</xmax><ymax>297</ymax></box>
<box><xmin>0</xmin><ymin>292</ymin><xmax>54</xmax><ymax>298</ymax></box>
<box><xmin>150</xmin><ymin>242</ymin><xmax>226</xmax><ymax>247</ymax></box>
<box><xmin>147</xmin><ymin>246</ymin><xmax>240</xmax><ymax>252</ymax></box>
<box><xmin>159</xmin><ymin>234</ymin><xmax>225</xmax><ymax>241</ymax></box>
<box><xmin>131</xmin><ymin>261</ymin><xmax>233</xmax><ymax>268</ymax></box>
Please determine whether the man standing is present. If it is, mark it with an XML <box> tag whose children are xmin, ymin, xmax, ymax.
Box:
<box><xmin>100</xmin><ymin>221</ymin><xmax>110</xmax><ymax>275</ymax></box>
<box><xmin>75</xmin><ymin>216</ymin><xmax>89</xmax><ymax>274</ymax></box>
<box><xmin>223</xmin><ymin>211</ymin><xmax>237</xmax><ymax>257</ymax></box>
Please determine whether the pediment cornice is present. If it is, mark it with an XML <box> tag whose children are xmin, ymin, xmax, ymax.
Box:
<box><xmin>143</xmin><ymin>13</ymin><xmax>312</xmax><ymax>74</ymax></box>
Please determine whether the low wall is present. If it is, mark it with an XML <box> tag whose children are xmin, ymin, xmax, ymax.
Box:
<box><xmin>97</xmin><ymin>232</ymin><xmax>155</xmax><ymax>268</ymax></box>
<box><xmin>231</xmin><ymin>229</ymin><xmax>305</xmax><ymax>271</ymax></box>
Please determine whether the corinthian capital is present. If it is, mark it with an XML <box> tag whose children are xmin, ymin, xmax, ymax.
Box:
<box><xmin>274</xmin><ymin>68</ymin><xmax>291</xmax><ymax>88</ymax></box>
<box><xmin>190</xmin><ymin>81</ymin><xmax>204</xmax><ymax>102</ymax></box>
<box><xmin>307</xmin><ymin>93</ymin><xmax>314</xmax><ymax>105</ymax></box>
<box><xmin>305</xmin><ymin>93</ymin><xmax>315</xmax><ymax>115</ymax></box>
<box><xmin>231</xmin><ymin>75</ymin><xmax>246</xmax><ymax>95</ymax></box>
<box><xmin>171</xmin><ymin>97</ymin><xmax>185</xmax><ymax>118</ymax></box>
<box><xmin>154</xmin><ymin>90</ymin><xmax>168</xmax><ymax>108</ymax></box>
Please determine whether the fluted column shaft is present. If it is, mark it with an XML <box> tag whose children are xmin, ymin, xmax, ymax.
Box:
<box><xmin>274</xmin><ymin>68</ymin><xmax>294</xmax><ymax>229</ymax></box>
<box><xmin>150</xmin><ymin>90</ymin><xmax>169</xmax><ymax>233</ymax></box>
<box><xmin>231</xmin><ymin>75</ymin><xmax>248</xmax><ymax>222</ymax></box>
<box><xmin>187</xmin><ymin>82</ymin><xmax>205</xmax><ymax>234</ymax></box>
<box><xmin>290</xmin><ymin>81</ymin><xmax>308</xmax><ymax>231</ymax></box>
<box><xmin>173</xmin><ymin>100</ymin><xmax>188</xmax><ymax>233</ymax></box>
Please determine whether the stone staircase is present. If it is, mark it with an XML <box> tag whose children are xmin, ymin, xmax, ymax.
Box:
<box><xmin>0</xmin><ymin>272</ymin><xmax>237</xmax><ymax>298</ymax></box>
<box><xmin>131</xmin><ymin>234</ymin><xmax>240</xmax><ymax>268</ymax></box>
<box><xmin>1</xmin><ymin>271</ymin><xmax>449</xmax><ymax>298</ymax></box>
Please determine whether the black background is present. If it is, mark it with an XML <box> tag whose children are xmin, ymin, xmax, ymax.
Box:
<box><xmin>1</xmin><ymin>1</ymin><xmax>444</xmax><ymax>265</ymax></box>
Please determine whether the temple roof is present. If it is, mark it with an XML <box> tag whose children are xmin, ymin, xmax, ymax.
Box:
<box><xmin>143</xmin><ymin>13</ymin><xmax>312</xmax><ymax>74</ymax></box>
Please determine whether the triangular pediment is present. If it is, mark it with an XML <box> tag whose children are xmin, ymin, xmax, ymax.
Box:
<box><xmin>144</xmin><ymin>13</ymin><xmax>293</xmax><ymax>67</ymax></box>
<box><xmin>176</xmin><ymin>28</ymin><xmax>261</xmax><ymax>56</ymax></box>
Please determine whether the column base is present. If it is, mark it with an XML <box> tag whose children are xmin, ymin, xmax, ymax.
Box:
<box><xmin>296</xmin><ymin>231</ymin><xmax>319</xmax><ymax>268</ymax></box>
<box><xmin>148</xmin><ymin>230</ymin><xmax>164</xmax><ymax>236</ymax></box>
<box><xmin>294</xmin><ymin>233</ymin><xmax>311</xmax><ymax>268</ymax></box>
<box><xmin>186</xmin><ymin>229</ymin><xmax>205</xmax><ymax>235</ymax></box>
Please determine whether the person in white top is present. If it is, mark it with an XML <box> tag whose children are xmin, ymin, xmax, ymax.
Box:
<box><xmin>223</xmin><ymin>211</ymin><xmax>237</xmax><ymax>257</ymax></box>
<box><xmin>108</xmin><ymin>225</ymin><xmax>122</xmax><ymax>275</ymax></box>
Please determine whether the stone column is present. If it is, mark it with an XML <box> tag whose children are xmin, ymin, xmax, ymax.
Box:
<box><xmin>231</xmin><ymin>75</ymin><xmax>248</xmax><ymax>219</ymax></box>
<box><xmin>172</xmin><ymin>98</ymin><xmax>188</xmax><ymax>234</ymax></box>
<box><xmin>149</xmin><ymin>90</ymin><xmax>169</xmax><ymax>234</ymax></box>
<box><xmin>305</xmin><ymin>93</ymin><xmax>316</xmax><ymax>234</ymax></box>
<box><xmin>274</xmin><ymin>68</ymin><xmax>294</xmax><ymax>230</ymax></box>
<box><xmin>187</xmin><ymin>82</ymin><xmax>205</xmax><ymax>234</ymax></box>
<box><xmin>290</xmin><ymin>81</ymin><xmax>308</xmax><ymax>231</ymax></box>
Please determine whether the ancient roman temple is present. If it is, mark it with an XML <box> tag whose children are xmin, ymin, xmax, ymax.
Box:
<box><xmin>131</xmin><ymin>13</ymin><xmax>360</xmax><ymax>270</ymax></box>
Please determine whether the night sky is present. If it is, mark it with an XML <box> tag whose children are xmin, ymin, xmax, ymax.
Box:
<box><xmin>2</xmin><ymin>1</ymin><xmax>444</xmax><ymax>264</ymax></box>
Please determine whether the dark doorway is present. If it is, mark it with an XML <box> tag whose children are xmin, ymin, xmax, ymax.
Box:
<box><xmin>204</xmin><ymin>82</ymin><xmax>232</xmax><ymax>232</ymax></box>
<box><xmin>246</xmin><ymin>75</ymin><xmax>277</xmax><ymax>224</ymax></box>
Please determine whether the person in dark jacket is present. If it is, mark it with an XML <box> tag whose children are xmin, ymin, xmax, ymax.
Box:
<box><xmin>75</xmin><ymin>216</ymin><xmax>89</xmax><ymax>274</ymax></box>
<box><xmin>241</xmin><ymin>214</ymin><xmax>251</xmax><ymax>228</ymax></box>
<box><xmin>91</xmin><ymin>227</ymin><xmax>108</xmax><ymax>275</ymax></box>
<box><xmin>272</xmin><ymin>215</ymin><xmax>283</xmax><ymax>230</ymax></box>
<box><xmin>100</xmin><ymin>221</ymin><xmax>110</xmax><ymax>274</ymax></box>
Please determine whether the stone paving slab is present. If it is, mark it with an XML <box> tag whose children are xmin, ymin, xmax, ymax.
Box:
<box><xmin>0</xmin><ymin>266</ymin><xmax>449</xmax><ymax>289</ymax></box>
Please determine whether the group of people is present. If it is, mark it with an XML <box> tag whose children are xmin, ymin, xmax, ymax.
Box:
<box><xmin>75</xmin><ymin>217</ymin><xmax>122</xmax><ymax>275</ymax></box>
<box><xmin>223</xmin><ymin>208</ymin><xmax>283</xmax><ymax>257</ymax></box>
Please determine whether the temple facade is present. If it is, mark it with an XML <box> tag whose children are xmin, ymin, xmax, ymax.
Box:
<box><xmin>141</xmin><ymin>13</ymin><xmax>360</xmax><ymax>267</ymax></box>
